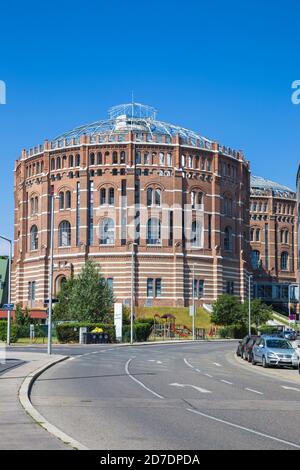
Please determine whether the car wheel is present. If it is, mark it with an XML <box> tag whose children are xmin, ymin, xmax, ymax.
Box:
<box><xmin>262</xmin><ymin>356</ymin><xmax>268</xmax><ymax>368</ymax></box>
<box><xmin>248</xmin><ymin>354</ymin><xmax>252</xmax><ymax>363</ymax></box>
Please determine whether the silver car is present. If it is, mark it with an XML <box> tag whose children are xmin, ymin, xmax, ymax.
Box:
<box><xmin>252</xmin><ymin>335</ymin><xmax>299</xmax><ymax>369</ymax></box>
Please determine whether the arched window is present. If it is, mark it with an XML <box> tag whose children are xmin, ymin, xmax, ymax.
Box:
<box><xmin>100</xmin><ymin>188</ymin><xmax>106</xmax><ymax>206</ymax></box>
<box><xmin>36</xmin><ymin>162</ymin><xmax>40</xmax><ymax>174</ymax></box>
<box><xmin>188</xmin><ymin>156</ymin><xmax>193</xmax><ymax>168</ymax></box>
<box><xmin>58</xmin><ymin>221</ymin><xmax>71</xmax><ymax>247</ymax></box>
<box><xmin>30</xmin><ymin>225</ymin><xmax>38</xmax><ymax>250</ymax></box>
<box><xmin>155</xmin><ymin>189</ymin><xmax>161</xmax><ymax>206</ymax></box>
<box><xmin>30</xmin><ymin>197</ymin><xmax>34</xmax><ymax>215</ymax></box>
<box><xmin>197</xmin><ymin>192</ymin><xmax>203</xmax><ymax>206</ymax></box>
<box><xmin>62</xmin><ymin>155</ymin><xmax>67</xmax><ymax>168</ymax></box>
<box><xmin>97</xmin><ymin>152</ymin><xmax>103</xmax><ymax>165</ymax></box>
<box><xmin>51</xmin><ymin>158</ymin><xmax>55</xmax><ymax>171</ymax></box>
<box><xmin>35</xmin><ymin>197</ymin><xmax>38</xmax><ymax>214</ymax></box>
<box><xmin>56</xmin><ymin>157</ymin><xmax>61</xmax><ymax>170</ymax></box>
<box><xmin>191</xmin><ymin>221</ymin><xmax>202</xmax><ymax>248</ymax></box>
<box><xmin>41</xmin><ymin>161</ymin><xmax>44</xmax><ymax>173</ymax></box>
<box><xmin>89</xmin><ymin>153</ymin><xmax>95</xmax><ymax>166</ymax></box>
<box><xmin>144</xmin><ymin>152</ymin><xmax>150</xmax><ymax>165</ymax></box>
<box><xmin>69</xmin><ymin>155</ymin><xmax>74</xmax><ymax>168</ymax></box>
<box><xmin>159</xmin><ymin>153</ymin><xmax>165</xmax><ymax>165</ymax></box>
<box><xmin>108</xmin><ymin>188</ymin><xmax>115</xmax><ymax>206</ymax></box>
<box><xmin>281</xmin><ymin>252</ymin><xmax>289</xmax><ymax>271</ymax></box>
<box><xmin>191</xmin><ymin>191</ymin><xmax>196</xmax><ymax>209</ymax></box>
<box><xmin>250</xmin><ymin>228</ymin><xmax>254</xmax><ymax>242</ymax></box>
<box><xmin>75</xmin><ymin>154</ymin><xmax>80</xmax><ymax>167</ymax></box>
<box><xmin>255</xmin><ymin>229</ymin><xmax>260</xmax><ymax>242</ymax></box>
<box><xmin>251</xmin><ymin>250</ymin><xmax>261</xmax><ymax>270</ymax></box>
<box><xmin>147</xmin><ymin>218</ymin><xmax>161</xmax><ymax>245</ymax></box>
<box><xmin>167</xmin><ymin>153</ymin><xmax>172</xmax><ymax>166</ymax></box>
<box><xmin>99</xmin><ymin>218</ymin><xmax>115</xmax><ymax>245</ymax></box>
<box><xmin>112</xmin><ymin>152</ymin><xmax>118</xmax><ymax>164</ymax></box>
<box><xmin>224</xmin><ymin>226</ymin><xmax>233</xmax><ymax>251</ymax></box>
<box><xmin>147</xmin><ymin>188</ymin><xmax>153</xmax><ymax>207</ymax></box>
<box><xmin>120</xmin><ymin>151</ymin><xmax>126</xmax><ymax>164</ymax></box>
<box><xmin>59</xmin><ymin>191</ymin><xmax>65</xmax><ymax>210</ymax></box>
<box><xmin>66</xmin><ymin>191</ymin><xmax>71</xmax><ymax>209</ymax></box>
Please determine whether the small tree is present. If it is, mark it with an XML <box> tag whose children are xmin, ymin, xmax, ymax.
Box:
<box><xmin>241</xmin><ymin>299</ymin><xmax>273</xmax><ymax>328</ymax></box>
<box><xmin>53</xmin><ymin>260</ymin><xmax>114</xmax><ymax>323</ymax></box>
<box><xmin>14</xmin><ymin>304</ymin><xmax>31</xmax><ymax>326</ymax></box>
<box><xmin>211</xmin><ymin>295</ymin><xmax>244</xmax><ymax>326</ymax></box>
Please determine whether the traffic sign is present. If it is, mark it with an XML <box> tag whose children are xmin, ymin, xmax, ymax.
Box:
<box><xmin>4</xmin><ymin>304</ymin><xmax>14</xmax><ymax>311</ymax></box>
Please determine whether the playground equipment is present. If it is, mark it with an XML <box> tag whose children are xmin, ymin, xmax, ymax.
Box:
<box><xmin>151</xmin><ymin>313</ymin><xmax>206</xmax><ymax>340</ymax></box>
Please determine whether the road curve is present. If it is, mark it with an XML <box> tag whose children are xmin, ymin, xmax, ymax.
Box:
<box><xmin>30</xmin><ymin>342</ymin><xmax>300</xmax><ymax>450</ymax></box>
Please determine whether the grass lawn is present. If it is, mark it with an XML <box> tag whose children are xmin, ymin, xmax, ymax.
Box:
<box><xmin>135</xmin><ymin>306</ymin><xmax>212</xmax><ymax>330</ymax></box>
<box><xmin>15</xmin><ymin>336</ymin><xmax>59</xmax><ymax>345</ymax></box>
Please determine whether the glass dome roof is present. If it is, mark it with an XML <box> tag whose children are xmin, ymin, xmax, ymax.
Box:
<box><xmin>251</xmin><ymin>175</ymin><xmax>294</xmax><ymax>194</ymax></box>
<box><xmin>52</xmin><ymin>102</ymin><xmax>213</xmax><ymax>148</ymax></box>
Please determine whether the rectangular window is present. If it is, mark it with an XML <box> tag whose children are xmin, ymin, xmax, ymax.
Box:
<box><xmin>155</xmin><ymin>279</ymin><xmax>162</xmax><ymax>297</ymax></box>
<box><xmin>208</xmin><ymin>215</ymin><xmax>212</xmax><ymax>250</ymax></box>
<box><xmin>193</xmin><ymin>279</ymin><xmax>198</xmax><ymax>298</ymax></box>
<box><xmin>199</xmin><ymin>280</ymin><xmax>205</xmax><ymax>298</ymax></box>
<box><xmin>226</xmin><ymin>281</ymin><xmax>234</xmax><ymax>295</ymax></box>
<box><xmin>107</xmin><ymin>278</ymin><xmax>113</xmax><ymax>291</ymax></box>
<box><xmin>147</xmin><ymin>278</ymin><xmax>154</xmax><ymax>298</ymax></box>
<box><xmin>135</xmin><ymin>180</ymin><xmax>140</xmax><ymax>204</ymax></box>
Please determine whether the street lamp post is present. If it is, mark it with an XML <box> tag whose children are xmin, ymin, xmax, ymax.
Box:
<box><xmin>248</xmin><ymin>274</ymin><xmax>253</xmax><ymax>336</ymax></box>
<box><xmin>130</xmin><ymin>242</ymin><xmax>137</xmax><ymax>345</ymax></box>
<box><xmin>47</xmin><ymin>192</ymin><xmax>55</xmax><ymax>355</ymax></box>
<box><xmin>192</xmin><ymin>264</ymin><xmax>195</xmax><ymax>341</ymax></box>
<box><xmin>0</xmin><ymin>236</ymin><xmax>12</xmax><ymax>346</ymax></box>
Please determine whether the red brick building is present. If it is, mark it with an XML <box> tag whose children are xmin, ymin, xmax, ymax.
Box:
<box><xmin>12</xmin><ymin>103</ymin><xmax>251</xmax><ymax>311</ymax></box>
<box><xmin>250</xmin><ymin>176</ymin><xmax>298</xmax><ymax>314</ymax></box>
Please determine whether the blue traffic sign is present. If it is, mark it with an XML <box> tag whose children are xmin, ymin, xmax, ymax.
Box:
<box><xmin>4</xmin><ymin>304</ymin><xmax>14</xmax><ymax>311</ymax></box>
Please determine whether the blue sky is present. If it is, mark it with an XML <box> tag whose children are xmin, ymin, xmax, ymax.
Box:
<box><xmin>0</xmin><ymin>0</ymin><xmax>299</xmax><ymax>254</ymax></box>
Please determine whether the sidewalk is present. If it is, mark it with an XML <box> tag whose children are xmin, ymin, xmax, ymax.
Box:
<box><xmin>0</xmin><ymin>351</ymin><xmax>69</xmax><ymax>450</ymax></box>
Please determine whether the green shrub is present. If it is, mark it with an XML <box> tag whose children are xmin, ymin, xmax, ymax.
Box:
<box><xmin>56</xmin><ymin>322</ymin><xmax>116</xmax><ymax>343</ymax></box>
<box><xmin>0</xmin><ymin>321</ymin><xmax>18</xmax><ymax>343</ymax></box>
<box><xmin>219</xmin><ymin>325</ymin><xmax>257</xmax><ymax>339</ymax></box>
<box><xmin>122</xmin><ymin>322</ymin><xmax>153</xmax><ymax>342</ymax></box>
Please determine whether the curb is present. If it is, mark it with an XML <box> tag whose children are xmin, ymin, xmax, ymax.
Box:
<box><xmin>19</xmin><ymin>355</ymin><xmax>89</xmax><ymax>450</ymax></box>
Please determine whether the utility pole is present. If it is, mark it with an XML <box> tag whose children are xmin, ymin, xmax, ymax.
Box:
<box><xmin>130</xmin><ymin>242</ymin><xmax>137</xmax><ymax>345</ymax></box>
<box><xmin>192</xmin><ymin>264</ymin><xmax>195</xmax><ymax>341</ymax></box>
<box><xmin>48</xmin><ymin>192</ymin><xmax>54</xmax><ymax>355</ymax></box>
<box><xmin>248</xmin><ymin>274</ymin><xmax>253</xmax><ymax>336</ymax></box>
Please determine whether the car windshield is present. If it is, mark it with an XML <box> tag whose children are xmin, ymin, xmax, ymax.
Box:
<box><xmin>266</xmin><ymin>339</ymin><xmax>292</xmax><ymax>349</ymax></box>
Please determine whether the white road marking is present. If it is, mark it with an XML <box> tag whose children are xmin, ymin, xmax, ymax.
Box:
<box><xmin>125</xmin><ymin>358</ymin><xmax>164</xmax><ymax>400</ymax></box>
<box><xmin>170</xmin><ymin>383</ymin><xmax>211</xmax><ymax>394</ymax></box>
<box><xmin>184</xmin><ymin>358</ymin><xmax>194</xmax><ymax>369</ymax></box>
<box><xmin>221</xmin><ymin>380</ymin><xmax>233</xmax><ymax>385</ymax></box>
<box><xmin>148</xmin><ymin>360</ymin><xmax>156</xmax><ymax>362</ymax></box>
<box><xmin>205</xmin><ymin>374</ymin><xmax>213</xmax><ymax>378</ymax></box>
<box><xmin>282</xmin><ymin>386</ymin><xmax>300</xmax><ymax>393</ymax></box>
<box><xmin>213</xmin><ymin>362</ymin><xmax>222</xmax><ymax>367</ymax></box>
<box><xmin>196</xmin><ymin>369</ymin><xmax>202</xmax><ymax>373</ymax></box>
<box><xmin>187</xmin><ymin>408</ymin><xmax>300</xmax><ymax>449</ymax></box>
<box><xmin>245</xmin><ymin>388</ymin><xmax>264</xmax><ymax>395</ymax></box>
<box><xmin>156</xmin><ymin>361</ymin><xmax>162</xmax><ymax>364</ymax></box>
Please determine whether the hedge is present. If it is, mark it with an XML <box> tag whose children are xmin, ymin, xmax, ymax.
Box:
<box><xmin>0</xmin><ymin>321</ymin><xmax>18</xmax><ymax>343</ymax></box>
<box><xmin>56</xmin><ymin>323</ymin><xmax>116</xmax><ymax>343</ymax></box>
<box><xmin>122</xmin><ymin>322</ymin><xmax>153</xmax><ymax>342</ymax></box>
<box><xmin>219</xmin><ymin>325</ymin><xmax>257</xmax><ymax>339</ymax></box>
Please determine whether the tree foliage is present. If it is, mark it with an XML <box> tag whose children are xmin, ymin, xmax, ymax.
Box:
<box><xmin>241</xmin><ymin>299</ymin><xmax>273</xmax><ymax>327</ymax></box>
<box><xmin>14</xmin><ymin>304</ymin><xmax>31</xmax><ymax>326</ymax></box>
<box><xmin>211</xmin><ymin>294</ymin><xmax>273</xmax><ymax>329</ymax></box>
<box><xmin>53</xmin><ymin>260</ymin><xmax>114</xmax><ymax>323</ymax></box>
<box><xmin>211</xmin><ymin>295</ymin><xmax>243</xmax><ymax>326</ymax></box>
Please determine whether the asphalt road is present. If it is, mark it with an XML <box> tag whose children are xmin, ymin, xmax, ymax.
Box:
<box><xmin>29</xmin><ymin>342</ymin><xmax>300</xmax><ymax>450</ymax></box>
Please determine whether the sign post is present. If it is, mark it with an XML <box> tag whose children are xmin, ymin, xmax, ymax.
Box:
<box><xmin>114</xmin><ymin>303</ymin><xmax>123</xmax><ymax>342</ymax></box>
